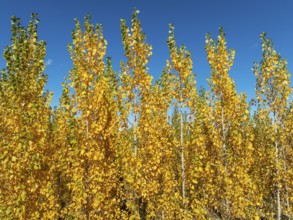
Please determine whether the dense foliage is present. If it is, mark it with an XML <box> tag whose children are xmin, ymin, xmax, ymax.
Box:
<box><xmin>0</xmin><ymin>11</ymin><xmax>292</xmax><ymax>219</ymax></box>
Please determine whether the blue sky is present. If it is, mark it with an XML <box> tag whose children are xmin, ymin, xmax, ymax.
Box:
<box><xmin>1</xmin><ymin>0</ymin><xmax>293</xmax><ymax>106</ymax></box>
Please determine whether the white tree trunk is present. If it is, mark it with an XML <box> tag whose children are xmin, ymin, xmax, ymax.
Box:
<box><xmin>221</xmin><ymin>106</ymin><xmax>229</xmax><ymax>218</ymax></box>
<box><xmin>274</xmin><ymin>112</ymin><xmax>281</xmax><ymax>220</ymax></box>
<box><xmin>283</xmin><ymin>147</ymin><xmax>290</xmax><ymax>215</ymax></box>
<box><xmin>180</xmin><ymin>102</ymin><xmax>186</xmax><ymax>211</ymax></box>
<box><xmin>85</xmin><ymin>117</ymin><xmax>90</xmax><ymax>220</ymax></box>
<box><xmin>134</xmin><ymin>87</ymin><xmax>138</xmax><ymax>157</ymax></box>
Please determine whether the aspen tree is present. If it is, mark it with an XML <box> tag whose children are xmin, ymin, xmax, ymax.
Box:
<box><xmin>0</xmin><ymin>14</ymin><xmax>56</xmax><ymax>219</ymax></box>
<box><xmin>186</xmin><ymin>87</ymin><xmax>214</xmax><ymax>218</ymax></box>
<box><xmin>253</xmin><ymin>33</ymin><xmax>292</xmax><ymax>220</ymax></box>
<box><xmin>252</xmin><ymin>107</ymin><xmax>276</xmax><ymax>218</ymax></box>
<box><xmin>134</xmin><ymin>63</ymin><xmax>179</xmax><ymax>219</ymax></box>
<box><xmin>120</xmin><ymin>9</ymin><xmax>152</xmax><ymax>156</ymax></box>
<box><xmin>284</xmin><ymin>102</ymin><xmax>293</xmax><ymax>218</ymax></box>
<box><xmin>119</xmin><ymin>9</ymin><xmax>152</xmax><ymax>218</ymax></box>
<box><xmin>54</xmin><ymin>15</ymin><xmax>121</xmax><ymax>219</ymax></box>
<box><xmin>205</xmin><ymin>28</ymin><xmax>257</xmax><ymax>218</ymax></box>
<box><xmin>167</xmin><ymin>24</ymin><xmax>197</xmax><ymax>217</ymax></box>
<box><xmin>51</xmin><ymin>83</ymin><xmax>76</xmax><ymax>218</ymax></box>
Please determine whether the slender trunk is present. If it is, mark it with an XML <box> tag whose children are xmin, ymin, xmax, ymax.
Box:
<box><xmin>274</xmin><ymin>112</ymin><xmax>281</xmax><ymax>220</ymax></box>
<box><xmin>221</xmin><ymin>107</ymin><xmax>227</xmax><ymax>168</ymax></box>
<box><xmin>180</xmin><ymin>101</ymin><xmax>186</xmax><ymax>211</ymax></box>
<box><xmin>134</xmin><ymin>117</ymin><xmax>137</xmax><ymax>156</ymax></box>
<box><xmin>283</xmin><ymin>146</ymin><xmax>290</xmax><ymax>215</ymax></box>
<box><xmin>276</xmin><ymin>165</ymin><xmax>281</xmax><ymax>220</ymax></box>
<box><xmin>221</xmin><ymin>106</ymin><xmax>229</xmax><ymax>218</ymax></box>
<box><xmin>134</xmin><ymin>86</ymin><xmax>138</xmax><ymax>156</ymax></box>
<box><xmin>133</xmin><ymin>86</ymin><xmax>140</xmax><ymax>217</ymax></box>
<box><xmin>85</xmin><ymin>118</ymin><xmax>90</xmax><ymax>220</ymax></box>
<box><xmin>57</xmin><ymin>171</ymin><xmax>65</xmax><ymax>219</ymax></box>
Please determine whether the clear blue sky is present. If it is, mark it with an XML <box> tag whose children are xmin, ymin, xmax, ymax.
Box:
<box><xmin>1</xmin><ymin>0</ymin><xmax>293</xmax><ymax>106</ymax></box>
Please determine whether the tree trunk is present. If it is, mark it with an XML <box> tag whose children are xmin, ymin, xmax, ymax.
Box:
<box><xmin>85</xmin><ymin>118</ymin><xmax>90</xmax><ymax>220</ymax></box>
<box><xmin>134</xmin><ymin>87</ymin><xmax>138</xmax><ymax>157</ymax></box>
<box><xmin>221</xmin><ymin>106</ymin><xmax>229</xmax><ymax>218</ymax></box>
<box><xmin>283</xmin><ymin>146</ymin><xmax>290</xmax><ymax>216</ymax></box>
<box><xmin>180</xmin><ymin>102</ymin><xmax>186</xmax><ymax>211</ymax></box>
<box><xmin>274</xmin><ymin>112</ymin><xmax>281</xmax><ymax>220</ymax></box>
